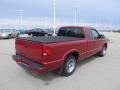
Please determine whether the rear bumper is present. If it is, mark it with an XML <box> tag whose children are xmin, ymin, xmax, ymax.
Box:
<box><xmin>12</xmin><ymin>55</ymin><xmax>48</xmax><ymax>73</ymax></box>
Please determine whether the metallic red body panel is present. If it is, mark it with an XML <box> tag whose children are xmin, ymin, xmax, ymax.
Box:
<box><xmin>13</xmin><ymin>26</ymin><xmax>107</xmax><ymax>73</ymax></box>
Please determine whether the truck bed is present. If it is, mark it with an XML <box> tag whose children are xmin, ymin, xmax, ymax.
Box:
<box><xmin>18</xmin><ymin>36</ymin><xmax>83</xmax><ymax>43</ymax></box>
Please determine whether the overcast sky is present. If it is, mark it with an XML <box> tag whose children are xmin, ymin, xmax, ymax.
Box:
<box><xmin>0</xmin><ymin>0</ymin><xmax>120</xmax><ymax>24</ymax></box>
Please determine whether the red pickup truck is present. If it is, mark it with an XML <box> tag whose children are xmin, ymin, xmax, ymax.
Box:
<box><xmin>12</xmin><ymin>26</ymin><xmax>108</xmax><ymax>76</ymax></box>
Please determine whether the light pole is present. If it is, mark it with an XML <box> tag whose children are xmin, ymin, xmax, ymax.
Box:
<box><xmin>53</xmin><ymin>0</ymin><xmax>56</xmax><ymax>36</ymax></box>
<box><xmin>74</xmin><ymin>7</ymin><xmax>77</xmax><ymax>26</ymax></box>
<box><xmin>95</xmin><ymin>19</ymin><xmax>98</xmax><ymax>29</ymax></box>
<box><xmin>110</xmin><ymin>21</ymin><xmax>113</xmax><ymax>32</ymax></box>
<box><xmin>18</xmin><ymin>10</ymin><xmax>24</xmax><ymax>30</ymax></box>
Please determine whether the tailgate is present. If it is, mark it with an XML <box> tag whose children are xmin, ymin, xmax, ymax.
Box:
<box><xmin>15</xmin><ymin>39</ymin><xmax>43</xmax><ymax>63</ymax></box>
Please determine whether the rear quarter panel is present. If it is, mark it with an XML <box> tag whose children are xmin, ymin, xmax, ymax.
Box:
<box><xmin>43</xmin><ymin>39</ymin><xmax>87</xmax><ymax>68</ymax></box>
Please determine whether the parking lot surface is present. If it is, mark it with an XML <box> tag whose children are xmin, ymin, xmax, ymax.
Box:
<box><xmin>0</xmin><ymin>32</ymin><xmax>120</xmax><ymax>90</ymax></box>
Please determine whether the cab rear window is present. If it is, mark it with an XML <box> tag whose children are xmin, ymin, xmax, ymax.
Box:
<box><xmin>58</xmin><ymin>27</ymin><xmax>85</xmax><ymax>38</ymax></box>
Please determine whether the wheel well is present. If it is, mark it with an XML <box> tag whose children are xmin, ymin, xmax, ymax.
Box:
<box><xmin>66</xmin><ymin>52</ymin><xmax>79</xmax><ymax>60</ymax></box>
<box><xmin>9</xmin><ymin>34</ymin><xmax>11</xmax><ymax>36</ymax></box>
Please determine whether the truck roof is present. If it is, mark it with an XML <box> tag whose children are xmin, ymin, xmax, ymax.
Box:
<box><xmin>60</xmin><ymin>26</ymin><xmax>90</xmax><ymax>28</ymax></box>
<box><xmin>60</xmin><ymin>26</ymin><xmax>95</xmax><ymax>31</ymax></box>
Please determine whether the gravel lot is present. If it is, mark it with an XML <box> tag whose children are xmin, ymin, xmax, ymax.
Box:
<box><xmin>0</xmin><ymin>32</ymin><xmax>120</xmax><ymax>90</ymax></box>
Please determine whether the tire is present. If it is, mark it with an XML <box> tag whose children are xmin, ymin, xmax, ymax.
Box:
<box><xmin>98</xmin><ymin>46</ymin><xmax>107</xmax><ymax>57</ymax></box>
<box><xmin>58</xmin><ymin>55</ymin><xmax>77</xmax><ymax>76</ymax></box>
<box><xmin>8</xmin><ymin>35</ymin><xmax>11</xmax><ymax>39</ymax></box>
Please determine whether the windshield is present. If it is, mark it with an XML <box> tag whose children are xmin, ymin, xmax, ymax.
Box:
<box><xmin>58</xmin><ymin>27</ymin><xmax>85</xmax><ymax>38</ymax></box>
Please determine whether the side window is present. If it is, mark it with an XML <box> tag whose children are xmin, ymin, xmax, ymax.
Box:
<box><xmin>91</xmin><ymin>29</ymin><xmax>99</xmax><ymax>39</ymax></box>
<box><xmin>88</xmin><ymin>29</ymin><xmax>93</xmax><ymax>40</ymax></box>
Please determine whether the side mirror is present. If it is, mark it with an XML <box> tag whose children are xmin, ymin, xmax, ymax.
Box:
<box><xmin>99</xmin><ymin>34</ymin><xmax>105</xmax><ymax>38</ymax></box>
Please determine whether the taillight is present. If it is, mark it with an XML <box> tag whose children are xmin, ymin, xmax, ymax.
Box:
<box><xmin>43</xmin><ymin>47</ymin><xmax>51</xmax><ymax>56</ymax></box>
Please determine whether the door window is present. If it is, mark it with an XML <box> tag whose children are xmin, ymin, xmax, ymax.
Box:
<box><xmin>88</xmin><ymin>29</ymin><xmax>93</xmax><ymax>40</ymax></box>
<box><xmin>91</xmin><ymin>29</ymin><xmax>99</xmax><ymax>39</ymax></box>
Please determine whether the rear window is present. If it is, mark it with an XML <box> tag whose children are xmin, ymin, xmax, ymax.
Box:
<box><xmin>58</xmin><ymin>27</ymin><xmax>85</xmax><ymax>38</ymax></box>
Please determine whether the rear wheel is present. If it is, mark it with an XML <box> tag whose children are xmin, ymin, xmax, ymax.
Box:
<box><xmin>58</xmin><ymin>55</ymin><xmax>77</xmax><ymax>76</ymax></box>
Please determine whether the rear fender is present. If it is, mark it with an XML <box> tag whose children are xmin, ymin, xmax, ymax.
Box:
<box><xmin>62</xmin><ymin>49</ymin><xmax>79</xmax><ymax>62</ymax></box>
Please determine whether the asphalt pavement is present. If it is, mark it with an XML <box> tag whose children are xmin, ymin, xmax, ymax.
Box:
<box><xmin>0</xmin><ymin>32</ymin><xmax>120</xmax><ymax>90</ymax></box>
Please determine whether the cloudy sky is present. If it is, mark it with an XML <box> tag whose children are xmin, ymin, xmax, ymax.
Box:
<box><xmin>0</xmin><ymin>0</ymin><xmax>120</xmax><ymax>25</ymax></box>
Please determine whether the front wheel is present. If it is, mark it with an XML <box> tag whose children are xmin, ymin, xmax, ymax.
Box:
<box><xmin>98</xmin><ymin>46</ymin><xmax>107</xmax><ymax>57</ymax></box>
<box><xmin>8</xmin><ymin>35</ymin><xmax>11</xmax><ymax>39</ymax></box>
<box><xmin>58</xmin><ymin>55</ymin><xmax>77</xmax><ymax>76</ymax></box>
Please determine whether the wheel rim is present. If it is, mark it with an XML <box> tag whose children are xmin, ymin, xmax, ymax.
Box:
<box><xmin>8</xmin><ymin>35</ymin><xmax>11</xmax><ymax>39</ymax></box>
<box><xmin>66</xmin><ymin>59</ymin><xmax>75</xmax><ymax>73</ymax></box>
<box><xmin>102</xmin><ymin>47</ymin><xmax>106</xmax><ymax>55</ymax></box>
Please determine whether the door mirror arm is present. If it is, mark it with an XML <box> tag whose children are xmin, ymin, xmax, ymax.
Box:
<box><xmin>98</xmin><ymin>34</ymin><xmax>105</xmax><ymax>39</ymax></box>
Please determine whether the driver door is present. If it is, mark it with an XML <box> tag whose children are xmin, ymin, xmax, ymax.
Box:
<box><xmin>91</xmin><ymin>29</ymin><xmax>102</xmax><ymax>53</ymax></box>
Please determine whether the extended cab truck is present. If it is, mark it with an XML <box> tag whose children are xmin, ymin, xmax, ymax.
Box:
<box><xmin>12</xmin><ymin>26</ymin><xmax>108</xmax><ymax>76</ymax></box>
